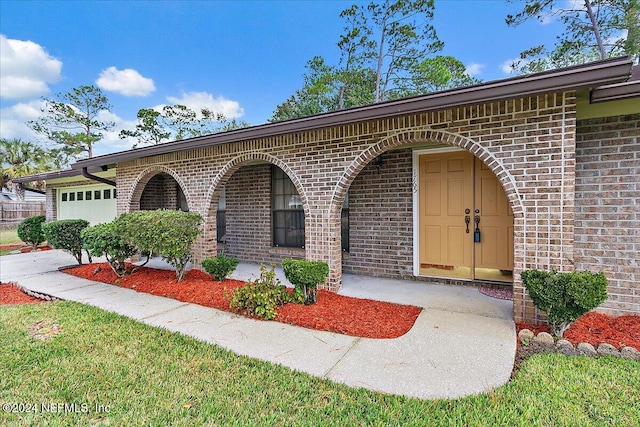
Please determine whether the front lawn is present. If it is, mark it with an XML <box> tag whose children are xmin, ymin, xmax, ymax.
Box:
<box><xmin>1</xmin><ymin>302</ymin><xmax>638</xmax><ymax>426</ymax></box>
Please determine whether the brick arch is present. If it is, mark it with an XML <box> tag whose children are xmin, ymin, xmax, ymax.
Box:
<box><xmin>204</xmin><ymin>151</ymin><xmax>310</xmax><ymax>222</ymax></box>
<box><xmin>125</xmin><ymin>165</ymin><xmax>192</xmax><ymax>213</ymax></box>
<box><xmin>325</xmin><ymin>128</ymin><xmax>525</xmax><ymax>292</ymax></box>
<box><xmin>329</xmin><ymin>128</ymin><xmax>523</xmax><ymax>219</ymax></box>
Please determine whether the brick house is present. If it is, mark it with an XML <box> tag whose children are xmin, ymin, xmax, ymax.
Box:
<box><xmin>28</xmin><ymin>58</ymin><xmax>639</xmax><ymax>323</ymax></box>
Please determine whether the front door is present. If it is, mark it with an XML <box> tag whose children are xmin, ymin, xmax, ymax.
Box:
<box><xmin>418</xmin><ymin>151</ymin><xmax>513</xmax><ymax>283</ymax></box>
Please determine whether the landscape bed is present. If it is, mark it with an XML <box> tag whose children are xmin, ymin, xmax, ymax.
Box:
<box><xmin>61</xmin><ymin>263</ymin><xmax>422</xmax><ymax>339</ymax></box>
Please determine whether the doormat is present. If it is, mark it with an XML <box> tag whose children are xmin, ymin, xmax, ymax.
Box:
<box><xmin>479</xmin><ymin>287</ymin><xmax>513</xmax><ymax>301</ymax></box>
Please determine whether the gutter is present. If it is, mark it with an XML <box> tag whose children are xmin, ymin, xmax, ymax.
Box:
<box><xmin>71</xmin><ymin>57</ymin><xmax>634</xmax><ymax>170</ymax></box>
<box><xmin>82</xmin><ymin>167</ymin><xmax>116</xmax><ymax>187</ymax></box>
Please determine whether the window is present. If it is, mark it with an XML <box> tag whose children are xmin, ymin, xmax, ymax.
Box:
<box><xmin>85</xmin><ymin>191</ymin><xmax>92</xmax><ymax>200</ymax></box>
<box><xmin>113</xmin><ymin>189</ymin><xmax>117</xmax><ymax>199</ymax></box>
<box><xmin>216</xmin><ymin>187</ymin><xmax>226</xmax><ymax>243</ymax></box>
<box><xmin>61</xmin><ymin>192</ymin><xmax>68</xmax><ymax>202</ymax></box>
<box><xmin>272</xmin><ymin>166</ymin><xmax>305</xmax><ymax>248</ymax></box>
<box><xmin>77</xmin><ymin>191</ymin><xmax>84</xmax><ymax>201</ymax></box>
<box><xmin>94</xmin><ymin>190</ymin><xmax>101</xmax><ymax>200</ymax></box>
<box><xmin>69</xmin><ymin>192</ymin><xmax>75</xmax><ymax>202</ymax></box>
<box><xmin>341</xmin><ymin>193</ymin><xmax>349</xmax><ymax>252</ymax></box>
<box><xmin>103</xmin><ymin>189</ymin><xmax>111</xmax><ymax>199</ymax></box>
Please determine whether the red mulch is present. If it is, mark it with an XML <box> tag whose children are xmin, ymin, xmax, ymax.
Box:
<box><xmin>0</xmin><ymin>283</ymin><xmax>45</xmax><ymax>305</ymax></box>
<box><xmin>63</xmin><ymin>263</ymin><xmax>422</xmax><ymax>339</ymax></box>
<box><xmin>517</xmin><ymin>312</ymin><xmax>640</xmax><ymax>351</ymax></box>
<box><xmin>19</xmin><ymin>245</ymin><xmax>52</xmax><ymax>253</ymax></box>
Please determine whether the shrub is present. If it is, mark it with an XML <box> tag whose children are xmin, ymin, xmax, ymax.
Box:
<box><xmin>230</xmin><ymin>264</ymin><xmax>291</xmax><ymax>320</ymax></box>
<box><xmin>521</xmin><ymin>269</ymin><xmax>608</xmax><ymax>337</ymax></box>
<box><xmin>282</xmin><ymin>258</ymin><xmax>329</xmax><ymax>305</ymax></box>
<box><xmin>82</xmin><ymin>222</ymin><xmax>137</xmax><ymax>277</ymax></box>
<box><xmin>42</xmin><ymin>219</ymin><xmax>91</xmax><ymax>264</ymax></box>
<box><xmin>202</xmin><ymin>251</ymin><xmax>239</xmax><ymax>281</ymax></box>
<box><xmin>17</xmin><ymin>215</ymin><xmax>46</xmax><ymax>250</ymax></box>
<box><xmin>117</xmin><ymin>210</ymin><xmax>202</xmax><ymax>282</ymax></box>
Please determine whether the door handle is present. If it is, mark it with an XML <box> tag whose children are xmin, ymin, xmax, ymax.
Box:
<box><xmin>474</xmin><ymin>215</ymin><xmax>481</xmax><ymax>242</ymax></box>
<box><xmin>465</xmin><ymin>215</ymin><xmax>471</xmax><ymax>233</ymax></box>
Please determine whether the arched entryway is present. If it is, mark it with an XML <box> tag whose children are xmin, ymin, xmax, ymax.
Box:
<box><xmin>126</xmin><ymin>166</ymin><xmax>191</xmax><ymax>213</ymax></box>
<box><xmin>328</xmin><ymin>128</ymin><xmax>523</xmax><ymax>294</ymax></box>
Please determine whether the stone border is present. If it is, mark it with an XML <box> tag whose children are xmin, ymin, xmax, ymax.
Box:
<box><xmin>10</xmin><ymin>283</ymin><xmax>61</xmax><ymax>302</ymax></box>
<box><xmin>518</xmin><ymin>329</ymin><xmax>640</xmax><ymax>361</ymax></box>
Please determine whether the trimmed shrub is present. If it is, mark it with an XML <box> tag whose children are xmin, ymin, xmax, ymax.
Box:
<box><xmin>230</xmin><ymin>264</ymin><xmax>291</xmax><ymax>320</ymax></box>
<box><xmin>17</xmin><ymin>215</ymin><xmax>46</xmax><ymax>250</ymax></box>
<box><xmin>117</xmin><ymin>210</ymin><xmax>202</xmax><ymax>282</ymax></box>
<box><xmin>521</xmin><ymin>269</ymin><xmax>609</xmax><ymax>337</ymax></box>
<box><xmin>282</xmin><ymin>258</ymin><xmax>329</xmax><ymax>305</ymax></box>
<box><xmin>42</xmin><ymin>219</ymin><xmax>91</xmax><ymax>264</ymax></box>
<box><xmin>82</xmin><ymin>222</ymin><xmax>137</xmax><ymax>277</ymax></box>
<box><xmin>202</xmin><ymin>251</ymin><xmax>239</xmax><ymax>281</ymax></box>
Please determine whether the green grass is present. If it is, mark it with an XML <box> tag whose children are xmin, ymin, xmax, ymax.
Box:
<box><xmin>1</xmin><ymin>302</ymin><xmax>638</xmax><ymax>427</ymax></box>
<box><xmin>0</xmin><ymin>229</ymin><xmax>22</xmax><ymax>245</ymax></box>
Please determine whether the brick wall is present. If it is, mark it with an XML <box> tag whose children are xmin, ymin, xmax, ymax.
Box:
<box><xmin>342</xmin><ymin>149</ymin><xmax>414</xmax><ymax>278</ymax></box>
<box><xmin>140</xmin><ymin>173</ymin><xmax>179</xmax><ymax>210</ymax></box>
<box><xmin>221</xmin><ymin>164</ymin><xmax>304</xmax><ymax>265</ymax></box>
<box><xmin>114</xmin><ymin>92</ymin><xmax>579</xmax><ymax>323</ymax></box>
<box><xmin>575</xmin><ymin>113</ymin><xmax>640</xmax><ymax>316</ymax></box>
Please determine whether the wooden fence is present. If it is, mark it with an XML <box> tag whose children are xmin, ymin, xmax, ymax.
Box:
<box><xmin>0</xmin><ymin>201</ymin><xmax>46</xmax><ymax>230</ymax></box>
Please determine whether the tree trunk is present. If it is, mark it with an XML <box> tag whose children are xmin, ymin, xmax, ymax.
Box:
<box><xmin>584</xmin><ymin>0</ymin><xmax>607</xmax><ymax>59</ymax></box>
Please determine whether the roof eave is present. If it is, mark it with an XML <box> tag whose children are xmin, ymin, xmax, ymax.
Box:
<box><xmin>72</xmin><ymin>57</ymin><xmax>634</xmax><ymax>170</ymax></box>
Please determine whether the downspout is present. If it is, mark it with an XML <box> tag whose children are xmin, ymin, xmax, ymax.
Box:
<box><xmin>82</xmin><ymin>167</ymin><xmax>116</xmax><ymax>187</ymax></box>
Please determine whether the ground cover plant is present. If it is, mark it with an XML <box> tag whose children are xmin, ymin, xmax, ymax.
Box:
<box><xmin>63</xmin><ymin>262</ymin><xmax>421</xmax><ymax>339</ymax></box>
<box><xmin>1</xmin><ymin>301</ymin><xmax>638</xmax><ymax>427</ymax></box>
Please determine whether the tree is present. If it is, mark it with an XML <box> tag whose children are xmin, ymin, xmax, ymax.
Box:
<box><xmin>119</xmin><ymin>108</ymin><xmax>170</xmax><ymax>148</ymax></box>
<box><xmin>120</xmin><ymin>104</ymin><xmax>250</xmax><ymax>148</ymax></box>
<box><xmin>396</xmin><ymin>56</ymin><xmax>481</xmax><ymax>97</ymax></box>
<box><xmin>340</xmin><ymin>0</ymin><xmax>444</xmax><ymax>102</ymax></box>
<box><xmin>28</xmin><ymin>85</ymin><xmax>115</xmax><ymax>159</ymax></box>
<box><xmin>506</xmin><ymin>0</ymin><xmax>640</xmax><ymax>74</ymax></box>
<box><xmin>0</xmin><ymin>138</ymin><xmax>58</xmax><ymax>200</ymax></box>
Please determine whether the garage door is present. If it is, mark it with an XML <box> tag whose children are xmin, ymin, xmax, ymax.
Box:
<box><xmin>57</xmin><ymin>184</ymin><xmax>117</xmax><ymax>225</ymax></box>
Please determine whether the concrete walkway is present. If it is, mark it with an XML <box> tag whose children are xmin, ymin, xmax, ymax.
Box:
<box><xmin>0</xmin><ymin>250</ymin><xmax>515</xmax><ymax>400</ymax></box>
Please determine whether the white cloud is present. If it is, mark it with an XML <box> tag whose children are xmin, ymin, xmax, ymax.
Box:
<box><xmin>0</xmin><ymin>34</ymin><xmax>62</xmax><ymax>100</ymax></box>
<box><xmin>96</xmin><ymin>66</ymin><xmax>156</xmax><ymax>97</ymax></box>
<box><xmin>465</xmin><ymin>62</ymin><xmax>485</xmax><ymax>77</ymax></box>
<box><xmin>0</xmin><ymin>100</ymin><xmax>47</xmax><ymax>143</ymax></box>
<box><xmin>165</xmin><ymin>91</ymin><xmax>244</xmax><ymax>119</ymax></box>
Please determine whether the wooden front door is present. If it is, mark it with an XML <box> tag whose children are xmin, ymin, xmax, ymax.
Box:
<box><xmin>418</xmin><ymin>151</ymin><xmax>513</xmax><ymax>283</ymax></box>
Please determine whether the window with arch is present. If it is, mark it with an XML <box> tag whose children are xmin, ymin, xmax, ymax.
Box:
<box><xmin>271</xmin><ymin>166</ymin><xmax>305</xmax><ymax>248</ymax></box>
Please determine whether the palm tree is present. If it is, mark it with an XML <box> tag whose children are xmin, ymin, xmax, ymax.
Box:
<box><xmin>0</xmin><ymin>138</ymin><xmax>55</xmax><ymax>200</ymax></box>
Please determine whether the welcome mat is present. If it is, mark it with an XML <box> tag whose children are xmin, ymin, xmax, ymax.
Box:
<box><xmin>479</xmin><ymin>287</ymin><xmax>513</xmax><ymax>301</ymax></box>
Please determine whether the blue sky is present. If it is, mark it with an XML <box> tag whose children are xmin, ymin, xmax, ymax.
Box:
<box><xmin>0</xmin><ymin>0</ymin><xmax>562</xmax><ymax>157</ymax></box>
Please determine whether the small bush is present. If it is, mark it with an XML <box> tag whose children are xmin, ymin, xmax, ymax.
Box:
<box><xmin>230</xmin><ymin>264</ymin><xmax>291</xmax><ymax>320</ymax></box>
<box><xmin>42</xmin><ymin>219</ymin><xmax>91</xmax><ymax>264</ymax></box>
<box><xmin>82</xmin><ymin>222</ymin><xmax>137</xmax><ymax>277</ymax></box>
<box><xmin>117</xmin><ymin>210</ymin><xmax>202</xmax><ymax>282</ymax></box>
<box><xmin>282</xmin><ymin>258</ymin><xmax>329</xmax><ymax>305</ymax></box>
<box><xmin>202</xmin><ymin>251</ymin><xmax>239</xmax><ymax>281</ymax></box>
<box><xmin>17</xmin><ymin>215</ymin><xmax>46</xmax><ymax>250</ymax></box>
<box><xmin>521</xmin><ymin>269</ymin><xmax>608</xmax><ymax>337</ymax></box>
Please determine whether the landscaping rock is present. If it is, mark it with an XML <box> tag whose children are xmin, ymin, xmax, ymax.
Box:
<box><xmin>533</xmin><ymin>332</ymin><xmax>555</xmax><ymax>347</ymax></box>
<box><xmin>518</xmin><ymin>329</ymin><xmax>534</xmax><ymax>344</ymax></box>
<box><xmin>596</xmin><ymin>343</ymin><xmax>620</xmax><ymax>357</ymax></box>
<box><xmin>620</xmin><ymin>346</ymin><xmax>640</xmax><ymax>362</ymax></box>
<box><xmin>556</xmin><ymin>339</ymin><xmax>576</xmax><ymax>356</ymax></box>
<box><xmin>577</xmin><ymin>342</ymin><xmax>597</xmax><ymax>357</ymax></box>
